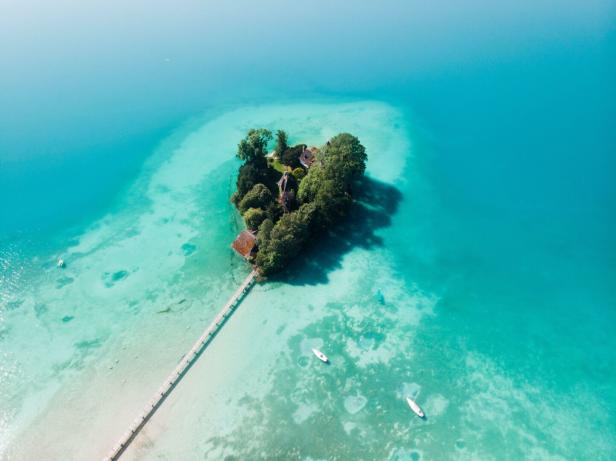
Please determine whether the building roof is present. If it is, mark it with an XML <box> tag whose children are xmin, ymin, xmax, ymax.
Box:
<box><xmin>299</xmin><ymin>146</ymin><xmax>318</xmax><ymax>169</ymax></box>
<box><xmin>231</xmin><ymin>230</ymin><xmax>257</xmax><ymax>259</ymax></box>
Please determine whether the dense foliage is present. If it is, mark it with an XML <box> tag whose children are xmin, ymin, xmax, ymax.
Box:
<box><xmin>280</xmin><ymin>144</ymin><xmax>305</xmax><ymax>169</ymax></box>
<box><xmin>275</xmin><ymin>130</ymin><xmax>288</xmax><ymax>158</ymax></box>
<box><xmin>243</xmin><ymin>207</ymin><xmax>267</xmax><ymax>230</ymax></box>
<box><xmin>232</xmin><ymin>129</ymin><xmax>367</xmax><ymax>276</ymax></box>
<box><xmin>238</xmin><ymin>183</ymin><xmax>273</xmax><ymax>214</ymax></box>
<box><xmin>236</xmin><ymin>128</ymin><xmax>272</xmax><ymax>163</ymax></box>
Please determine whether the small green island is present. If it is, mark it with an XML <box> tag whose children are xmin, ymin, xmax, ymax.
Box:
<box><xmin>231</xmin><ymin>128</ymin><xmax>367</xmax><ymax>276</ymax></box>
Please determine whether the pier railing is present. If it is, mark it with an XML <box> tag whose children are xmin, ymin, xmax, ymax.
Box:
<box><xmin>103</xmin><ymin>270</ymin><xmax>257</xmax><ymax>461</ymax></box>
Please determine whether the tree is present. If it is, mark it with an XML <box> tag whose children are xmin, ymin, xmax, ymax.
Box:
<box><xmin>243</xmin><ymin>208</ymin><xmax>266</xmax><ymax>230</ymax></box>
<box><xmin>313</xmin><ymin>179</ymin><xmax>352</xmax><ymax>226</ymax></box>
<box><xmin>280</xmin><ymin>144</ymin><xmax>305</xmax><ymax>168</ymax></box>
<box><xmin>238</xmin><ymin>183</ymin><xmax>273</xmax><ymax>214</ymax></box>
<box><xmin>297</xmin><ymin>164</ymin><xmax>325</xmax><ymax>204</ymax></box>
<box><xmin>319</xmin><ymin>133</ymin><xmax>366</xmax><ymax>185</ymax></box>
<box><xmin>256</xmin><ymin>218</ymin><xmax>274</xmax><ymax>247</ymax></box>
<box><xmin>255</xmin><ymin>208</ymin><xmax>312</xmax><ymax>275</ymax></box>
<box><xmin>296</xmin><ymin>201</ymin><xmax>318</xmax><ymax>231</ymax></box>
<box><xmin>275</xmin><ymin>130</ymin><xmax>288</xmax><ymax>158</ymax></box>
<box><xmin>264</xmin><ymin>201</ymin><xmax>283</xmax><ymax>222</ymax></box>
<box><xmin>236</xmin><ymin>163</ymin><xmax>265</xmax><ymax>199</ymax></box>
<box><xmin>236</xmin><ymin>128</ymin><xmax>273</xmax><ymax>163</ymax></box>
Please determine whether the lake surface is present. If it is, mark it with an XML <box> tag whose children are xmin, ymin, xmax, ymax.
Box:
<box><xmin>1</xmin><ymin>1</ymin><xmax>615</xmax><ymax>459</ymax></box>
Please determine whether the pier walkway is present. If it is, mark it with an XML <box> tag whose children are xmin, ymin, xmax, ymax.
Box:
<box><xmin>103</xmin><ymin>270</ymin><xmax>257</xmax><ymax>461</ymax></box>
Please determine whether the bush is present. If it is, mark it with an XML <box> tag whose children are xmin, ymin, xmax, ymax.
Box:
<box><xmin>238</xmin><ymin>183</ymin><xmax>273</xmax><ymax>214</ymax></box>
<box><xmin>243</xmin><ymin>208</ymin><xmax>266</xmax><ymax>230</ymax></box>
<box><xmin>230</xmin><ymin>191</ymin><xmax>240</xmax><ymax>206</ymax></box>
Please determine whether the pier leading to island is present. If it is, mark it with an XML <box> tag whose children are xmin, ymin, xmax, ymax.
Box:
<box><xmin>103</xmin><ymin>270</ymin><xmax>257</xmax><ymax>461</ymax></box>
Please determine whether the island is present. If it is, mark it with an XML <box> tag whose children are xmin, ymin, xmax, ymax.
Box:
<box><xmin>231</xmin><ymin>128</ymin><xmax>367</xmax><ymax>276</ymax></box>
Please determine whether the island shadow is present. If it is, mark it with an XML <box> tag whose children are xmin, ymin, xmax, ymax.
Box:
<box><xmin>273</xmin><ymin>176</ymin><xmax>403</xmax><ymax>286</ymax></box>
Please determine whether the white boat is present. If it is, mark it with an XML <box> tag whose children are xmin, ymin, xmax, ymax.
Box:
<box><xmin>312</xmin><ymin>348</ymin><xmax>329</xmax><ymax>363</ymax></box>
<box><xmin>57</xmin><ymin>258</ymin><xmax>65</xmax><ymax>268</ymax></box>
<box><xmin>406</xmin><ymin>397</ymin><xmax>425</xmax><ymax>418</ymax></box>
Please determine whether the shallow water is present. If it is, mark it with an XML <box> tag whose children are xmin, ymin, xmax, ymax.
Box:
<box><xmin>1</xmin><ymin>1</ymin><xmax>615</xmax><ymax>460</ymax></box>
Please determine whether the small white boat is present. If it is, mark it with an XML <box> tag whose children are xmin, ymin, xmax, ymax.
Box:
<box><xmin>312</xmin><ymin>348</ymin><xmax>329</xmax><ymax>363</ymax></box>
<box><xmin>406</xmin><ymin>397</ymin><xmax>425</xmax><ymax>418</ymax></box>
<box><xmin>57</xmin><ymin>258</ymin><xmax>65</xmax><ymax>268</ymax></box>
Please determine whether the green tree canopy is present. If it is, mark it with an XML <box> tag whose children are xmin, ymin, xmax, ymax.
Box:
<box><xmin>319</xmin><ymin>133</ymin><xmax>366</xmax><ymax>184</ymax></box>
<box><xmin>243</xmin><ymin>207</ymin><xmax>267</xmax><ymax>230</ymax></box>
<box><xmin>237</xmin><ymin>128</ymin><xmax>273</xmax><ymax>163</ymax></box>
<box><xmin>235</xmin><ymin>163</ymin><xmax>269</xmax><ymax>200</ymax></box>
<box><xmin>255</xmin><ymin>207</ymin><xmax>313</xmax><ymax>275</ymax></box>
<box><xmin>256</xmin><ymin>218</ymin><xmax>274</xmax><ymax>248</ymax></box>
<box><xmin>281</xmin><ymin>144</ymin><xmax>305</xmax><ymax>168</ymax></box>
<box><xmin>313</xmin><ymin>179</ymin><xmax>352</xmax><ymax>226</ymax></box>
<box><xmin>275</xmin><ymin>130</ymin><xmax>288</xmax><ymax>157</ymax></box>
<box><xmin>238</xmin><ymin>183</ymin><xmax>273</xmax><ymax>214</ymax></box>
<box><xmin>297</xmin><ymin>164</ymin><xmax>325</xmax><ymax>204</ymax></box>
<box><xmin>264</xmin><ymin>200</ymin><xmax>283</xmax><ymax>222</ymax></box>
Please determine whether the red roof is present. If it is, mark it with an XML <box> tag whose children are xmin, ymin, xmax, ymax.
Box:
<box><xmin>231</xmin><ymin>230</ymin><xmax>257</xmax><ymax>259</ymax></box>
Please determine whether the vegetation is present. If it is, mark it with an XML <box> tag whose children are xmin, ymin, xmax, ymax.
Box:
<box><xmin>232</xmin><ymin>129</ymin><xmax>367</xmax><ymax>276</ymax></box>
<box><xmin>238</xmin><ymin>183</ymin><xmax>273</xmax><ymax>214</ymax></box>
<box><xmin>275</xmin><ymin>130</ymin><xmax>288</xmax><ymax>158</ymax></box>
<box><xmin>243</xmin><ymin>207</ymin><xmax>267</xmax><ymax>230</ymax></box>
<box><xmin>280</xmin><ymin>144</ymin><xmax>305</xmax><ymax>169</ymax></box>
<box><xmin>236</xmin><ymin>128</ymin><xmax>272</xmax><ymax>163</ymax></box>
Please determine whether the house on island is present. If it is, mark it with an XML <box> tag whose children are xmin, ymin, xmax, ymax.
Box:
<box><xmin>231</xmin><ymin>230</ymin><xmax>257</xmax><ymax>259</ymax></box>
<box><xmin>299</xmin><ymin>146</ymin><xmax>318</xmax><ymax>169</ymax></box>
<box><xmin>277</xmin><ymin>171</ymin><xmax>297</xmax><ymax>213</ymax></box>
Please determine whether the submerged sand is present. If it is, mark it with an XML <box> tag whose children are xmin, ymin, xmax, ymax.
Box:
<box><xmin>3</xmin><ymin>101</ymin><xmax>422</xmax><ymax>460</ymax></box>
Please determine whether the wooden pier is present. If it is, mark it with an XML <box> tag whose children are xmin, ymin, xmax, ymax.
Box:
<box><xmin>103</xmin><ymin>270</ymin><xmax>257</xmax><ymax>461</ymax></box>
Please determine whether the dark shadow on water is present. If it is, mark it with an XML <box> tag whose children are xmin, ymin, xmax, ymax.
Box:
<box><xmin>273</xmin><ymin>176</ymin><xmax>403</xmax><ymax>286</ymax></box>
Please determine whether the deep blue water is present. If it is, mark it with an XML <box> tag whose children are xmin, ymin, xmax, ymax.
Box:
<box><xmin>1</xmin><ymin>0</ymin><xmax>615</xmax><ymax>458</ymax></box>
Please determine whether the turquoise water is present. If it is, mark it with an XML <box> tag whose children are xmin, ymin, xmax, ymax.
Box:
<box><xmin>1</xmin><ymin>1</ymin><xmax>615</xmax><ymax>460</ymax></box>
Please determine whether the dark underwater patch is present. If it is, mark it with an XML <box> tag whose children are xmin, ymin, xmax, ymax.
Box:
<box><xmin>5</xmin><ymin>299</ymin><xmax>23</xmax><ymax>311</ymax></box>
<box><xmin>102</xmin><ymin>270</ymin><xmax>129</xmax><ymax>287</ymax></box>
<box><xmin>74</xmin><ymin>338</ymin><xmax>102</xmax><ymax>350</ymax></box>
<box><xmin>181</xmin><ymin>242</ymin><xmax>197</xmax><ymax>256</ymax></box>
